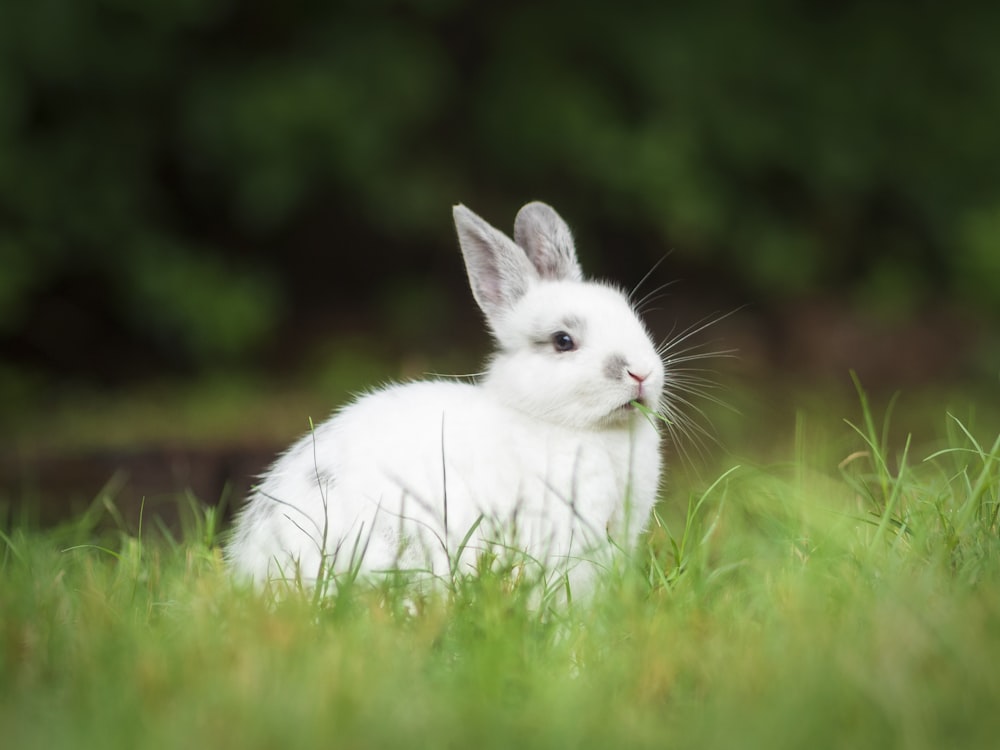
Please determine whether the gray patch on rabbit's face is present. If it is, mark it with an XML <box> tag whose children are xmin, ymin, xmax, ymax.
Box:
<box><xmin>603</xmin><ymin>354</ymin><xmax>628</xmax><ymax>380</ymax></box>
<box><xmin>560</xmin><ymin>314</ymin><xmax>584</xmax><ymax>331</ymax></box>
<box><xmin>537</xmin><ymin>314</ymin><xmax>584</xmax><ymax>342</ymax></box>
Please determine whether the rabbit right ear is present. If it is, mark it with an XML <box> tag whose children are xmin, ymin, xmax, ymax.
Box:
<box><xmin>453</xmin><ymin>204</ymin><xmax>539</xmax><ymax>323</ymax></box>
<box><xmin>513</xmin><ymin>202</ymin><xmax>583</xmax><ymax>283</ymax></box>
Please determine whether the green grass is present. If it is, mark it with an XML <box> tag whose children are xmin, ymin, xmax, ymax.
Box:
<box><xmin>3</xmin><ymin>383</ymin><xmax>1000</xmax><ymax>750</ymax></box>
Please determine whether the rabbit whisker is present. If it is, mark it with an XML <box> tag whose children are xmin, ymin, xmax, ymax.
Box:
<box><xmin>628</xmin><ymin>255</ymin><xmax>671</xmax><ymax>302</ymax></box>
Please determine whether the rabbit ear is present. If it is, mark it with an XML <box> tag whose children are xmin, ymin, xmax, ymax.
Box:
<box><xmin>453</xmin><ymin>204</ymin><xmax>539</xmax><ymax>322</ymax></box>
<box><xmin>513</xmin><ymin>202</ymin><xmax>583</xmax><ymax>283</ymax></box>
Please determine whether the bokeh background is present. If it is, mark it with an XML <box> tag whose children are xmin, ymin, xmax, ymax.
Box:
<box><xmin>2</xmin><ymin>0</ymin><xmax>998</xmax><ymax>525</ymax></box>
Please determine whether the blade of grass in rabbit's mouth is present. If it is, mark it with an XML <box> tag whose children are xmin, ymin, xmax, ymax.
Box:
<box><xmin>630</xmin><ymin>399</ymin><xmax>672</xmax><ymax>425</ymax></box>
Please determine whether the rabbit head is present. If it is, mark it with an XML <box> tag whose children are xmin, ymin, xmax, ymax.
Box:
<box><xmin>454</xmin><ymin>202</ymin><xmax>664</xmax><ymax>430</ymax></box>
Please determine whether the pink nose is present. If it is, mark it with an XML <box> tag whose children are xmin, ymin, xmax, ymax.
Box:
<box><xmin>628</xmin><ymin>370</ymin><xmax>649</xmax><ymax>398</ymax></box>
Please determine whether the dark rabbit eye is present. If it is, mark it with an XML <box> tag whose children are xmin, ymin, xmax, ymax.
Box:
<box><xmin>551</xmin><ymin>331</ymin><xmax>576</xmax><ymax>352</ymax></box>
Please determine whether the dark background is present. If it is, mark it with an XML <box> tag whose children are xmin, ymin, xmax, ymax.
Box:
<box><xmin>2</xmin><ymin>0</ymin><xmax>998</xmax><ymax>525</ymax></box>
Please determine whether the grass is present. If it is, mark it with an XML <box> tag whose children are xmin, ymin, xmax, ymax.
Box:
<box><xmin>3</xmin><ymin>381</ymin><xmax>1000</xmax><ymax>750</ymax></box>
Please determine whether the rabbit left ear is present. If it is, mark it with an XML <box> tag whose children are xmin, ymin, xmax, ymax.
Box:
<box><xmin>513</xmin><ymin>202</ymin><xmax>583</xmax><ymax>283</ymax></box>
<box><xmin>453</xmin><ymin>204</ymin><xmax>539</xmax><ymax>323</ymax></box>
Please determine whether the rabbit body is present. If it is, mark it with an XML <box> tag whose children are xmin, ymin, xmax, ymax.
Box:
<box><xmin>227</xmin><ymin>203</ymin><xmax>665</xmax><ymax>597</ymax></box>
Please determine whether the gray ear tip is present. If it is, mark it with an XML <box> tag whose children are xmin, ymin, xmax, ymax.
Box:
<box><xmin>453</xmin><ymin>204</ymin><xmax>479</xmax><ymax>230</ymax></box>
<box><xmin>516</xmin><ymin>201</ymin><xmax>555</xmax><ymax>219</ymax></box>
<box><xmin>514</xmin><ymin>201</ymin><xmax>565</xmax><ymax>233</ymax></box>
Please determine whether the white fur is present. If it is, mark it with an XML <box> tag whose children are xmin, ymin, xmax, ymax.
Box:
<box><xmin>226</xmin><ymin>202</ymin><xmax>665</xmax><ymax>599</ymax></box>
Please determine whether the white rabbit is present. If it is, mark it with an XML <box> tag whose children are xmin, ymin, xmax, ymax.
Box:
<box><xmin>226</xmin><ymin>201</ymin><xmax>665</xmax><ymax>600</ymax></box>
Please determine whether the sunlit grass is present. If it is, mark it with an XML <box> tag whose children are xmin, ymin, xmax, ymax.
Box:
<box><xmin>3</xmin><ymin>382</ymin><xmax>1000</xmax><ymax>749</ymax></box>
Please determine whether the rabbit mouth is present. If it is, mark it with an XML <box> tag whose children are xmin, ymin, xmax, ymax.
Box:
<box><xmin>619</xmin><ymin>397</ymin><xmax>646</xmax><ymax>412</ymax></box>
<box><xmin>606</xmin><ymin>399</ymin><xmax>645</xmax><ymax>425</ymax></box>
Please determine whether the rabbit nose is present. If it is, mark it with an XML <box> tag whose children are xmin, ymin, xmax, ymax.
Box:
<box><xmin>627</xmin><ymin>370</ymin><xmax>650</xmax><ymax>399</ymax></box>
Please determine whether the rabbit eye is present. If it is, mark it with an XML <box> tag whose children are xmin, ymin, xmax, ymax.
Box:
<box><xmin>551</xmin><ymin>331</ymin><xmax>576</xmax><ymax>352</ymax></box>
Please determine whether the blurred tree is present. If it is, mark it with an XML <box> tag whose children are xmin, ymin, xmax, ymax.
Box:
<box><xmin>0</xmin><ymin>0</ymin><xmax>997</xmax><ymax>382</ymax></box>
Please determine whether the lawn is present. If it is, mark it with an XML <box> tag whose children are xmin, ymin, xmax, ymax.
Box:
<box><xmin>2</xmin><ymin>380</ymin><xmax>999</xmax><ymax>750</ymax></box>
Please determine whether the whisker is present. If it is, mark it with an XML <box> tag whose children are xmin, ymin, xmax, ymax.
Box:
<box><xmin>665</xmin><ymin>365</ymin><xmax>733</xmax><ymax>387</ymax></box>
<box><xmin>629</xmin><ymin>255</ymin><xmax>671</xmax><ymax>302</ymax></box>
<box><xmin>665</xmin><ymin>392</ymin><xmax>722</xmax><ymax>431</ymax></box>
<box><xmin>658</xmin><ymin>307</ymin><xmax>744</xmax><ymax>355</ymax></box>
<box><xmin>647</xmin><ymin>306</ymin><xmax>744</xmax><ymax>469</ymax></box>
<box><xmin>659</xmin><ymin>410</ymin><xmax>716</xmax><ymax>465</ymax></box>
<box><xmin>662</xmin><ymin>347</ymin><xmax>740</xmax><ymax>365</ymax></box>
<box><xmin>633</xmin><ymin>281</ymin><xmax>680</xmax><ymax>316</ymax></box>
<box><xmin>424</xmin><ymin>371</ymin><xmax>487</xmax><ymax>381</ymax></box>
<box><xmin>666</xmin><ymin>408</ymin><xmax>720</xmax><ymax>455</ymax></box>
<box><xmin>667</xmin><ymin>377</ymin><xmax>731</xmax><ymax>401</ymax></box>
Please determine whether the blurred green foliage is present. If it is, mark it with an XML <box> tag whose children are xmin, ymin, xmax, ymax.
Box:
<box><xmin>1</xmin><ymin>0</ymin><xmax>998</xmax><ymax>376</ymax></box>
